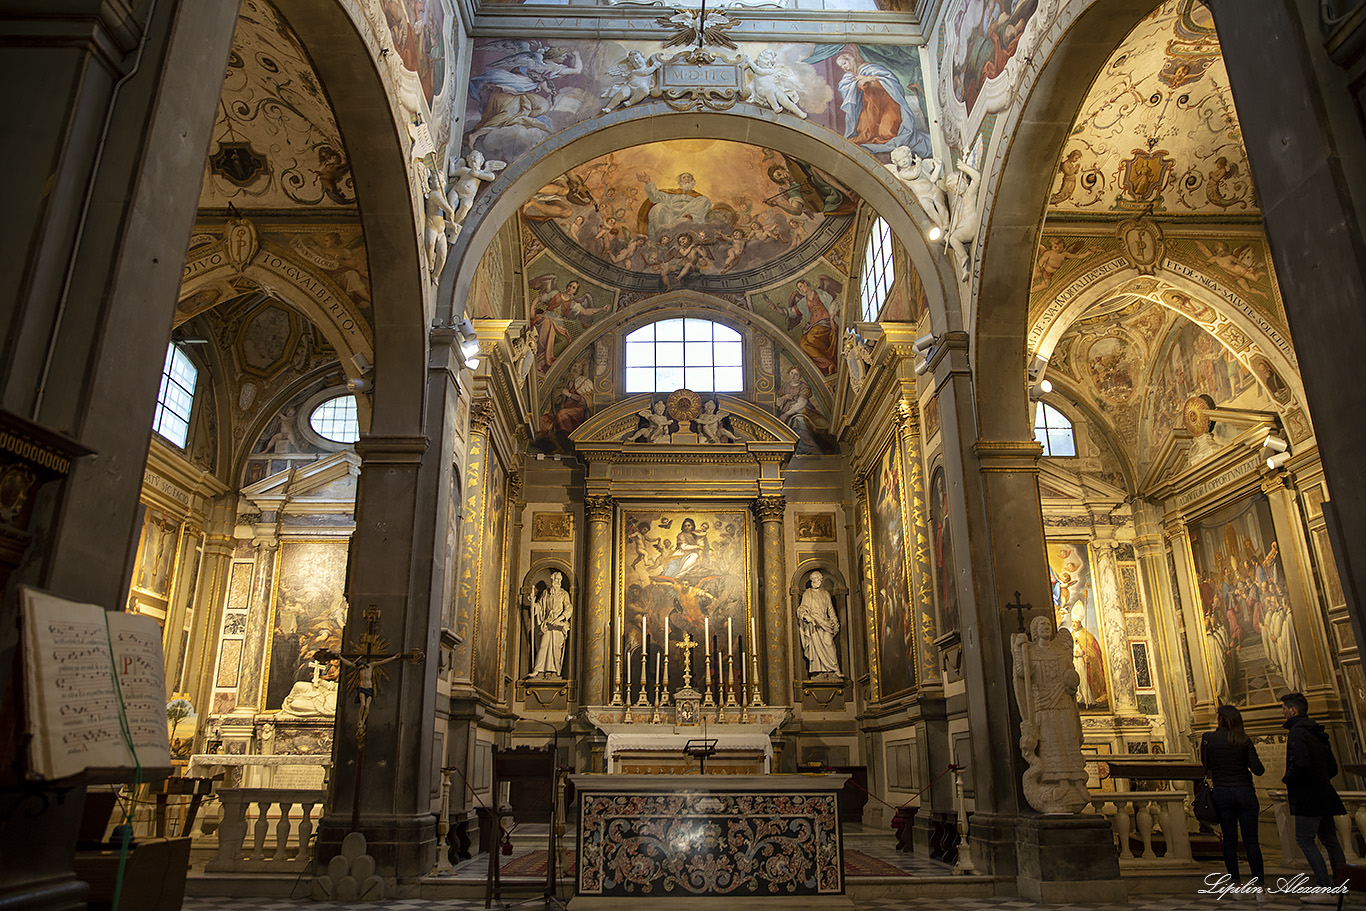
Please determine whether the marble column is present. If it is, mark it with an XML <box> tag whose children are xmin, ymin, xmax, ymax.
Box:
<box><xmin>753</xmin><ymin>495</ymin><xmax>789</xmax><ymax>706</ymax></box>
<box><xmin>1262</xmin><ymin>471</ymin><xmax>1336</xmax><ymax>698</ymax></box>
<box><xmin>1163</xmin><ymin>511</ymin><xmax>1216</xmax><ymax>708</ymax></box>
<box><xmin>1131</xmin><ymin>512</ymin><xmax>1193</xmax><ymax>747</ymax></box>
<box><xmin>1091</xmin><ymin>539</ymin><xmax>1138</xmax><ymax>713</ymax></box>
<box><xmin>451</xmin><ymin>400</ymin><xmax>495</xmax><ymax>687</ymax></box>
<box><xmin>583</xmin><ymin>494</ymin><xmax>614</xmax><ymax>705</ymax></box>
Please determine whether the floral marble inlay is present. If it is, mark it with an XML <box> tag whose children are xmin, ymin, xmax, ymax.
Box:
<box><xmin>576</xmin><ymin>789</ymin><xmax>842</xmax><ymax>896</ymax></box>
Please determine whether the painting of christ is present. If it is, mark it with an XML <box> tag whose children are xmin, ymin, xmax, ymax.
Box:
<box><xmin>868</xmin><ymin>437</ymin><xmax>915</xmax><ymax>698</ymax></box>
<box><xmin>618</xmin><ymin>505</ymin><xmax>751</xmax><ymax>700</ymax></box>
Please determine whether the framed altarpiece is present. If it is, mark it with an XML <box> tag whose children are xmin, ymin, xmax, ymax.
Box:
<box><xmin>860</xmin><ymin>433</ymin><xmax>918</xmax><ymax>701</ymax></box>
<box><xmin>616</xmin><ymin>502</ymin><xmax>754</xmax><ymax>697</ymax></box>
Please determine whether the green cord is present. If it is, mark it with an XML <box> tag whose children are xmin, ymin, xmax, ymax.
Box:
<box><xmin>104</xmin><ymin>612</ymin><xmax>144</xmax><ymax>911</ymax></box>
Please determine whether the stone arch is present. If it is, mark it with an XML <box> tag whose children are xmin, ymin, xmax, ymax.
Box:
<box><xmin>271</xmin><ymin>0</ymin><xmax>428</xmax><ymax>437</ymax></box>
<box><xmin>445</xmin><ymin>107</ymin><xmax>962</xmax><ymax>337</ymax></box>
<box><xmin>972</xmin><ymin>0</ymin><xmax>1162</xmax><ymax>443</ymax></box>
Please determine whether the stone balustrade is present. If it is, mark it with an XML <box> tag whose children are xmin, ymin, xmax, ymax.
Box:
<box><xmin>1267</xmin><ymin>789</ymin><xmax>1366</xmax><ymax>868</ymax></box>
<box><xmin>1088</xmin><ymin>790</ymin><xmax>1196</xmax><ymax>865</ymax></box>
<box><xmin>204</xmin><ymin>787</ymin><xmax>324</xmax><ymax>874</ymax></box>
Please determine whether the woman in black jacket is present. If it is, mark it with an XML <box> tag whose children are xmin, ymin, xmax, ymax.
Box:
<box><xmin>1202</xmin><ymin>704</ymin><xmax>1266</xmax><ymax>886</ymax></box>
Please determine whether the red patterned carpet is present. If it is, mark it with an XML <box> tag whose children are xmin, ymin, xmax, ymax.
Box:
<box><xmin>493</xmin><ymin>849</ymin><xmax>913</xmax><ymax>879</ymax></box>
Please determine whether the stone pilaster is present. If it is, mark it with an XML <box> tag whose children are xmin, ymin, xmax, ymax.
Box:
<box><xmin>1131</xmin><ymin>512</ymin><xmax>1192</xmax><ymax>747</ymax></box>
<box><xmin>1090</xmin><ymin>539</ymin><xmax>1138</xmax><ymax>712</ymax></box>
<box><xmin>1162</xmin><ymin>510</ymin><xmax>1215</xmax><ymax>709</ymax></box>
<box><xmin>897</xmin><ymin>400</ymin><xmax>939</xmax><ymax>686</ymax></box>
<box><xmin>1262</xmin><ymin>471</ymin><xmax>1336</xmax><ymax>698</ymax></box>
<box><xmin>753</xmin><ymin>495</ymin><xmax>789</xmax><ymax>705</ymax></box>
<box><xmin>451</xmin><ymin>400</ymin><xmax>495</xmax><ymax>686</ymax></box>
<box><xmin>583</xmin><ymin>494</ymin><xmax>614</xmax><ymax>705</ymax></box>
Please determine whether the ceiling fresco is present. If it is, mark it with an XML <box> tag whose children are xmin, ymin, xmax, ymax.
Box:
<box><xmin>520</xmin><ymin>141</ymin><xmax>860</xmax><ymax>294</ymax></box>
<box><xmin>200</xmin><ymin>0</ymin><xmax>355</xmax><ymax>209</ymax></box>
<box><xmin>1045</xmin><ymin>0</ymin><xmax>1255</xmax><ymax>216</ymax></box>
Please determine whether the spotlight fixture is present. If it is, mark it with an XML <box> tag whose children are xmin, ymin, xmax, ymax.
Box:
<box><xmin>1027</xmin><ymin>355</ymin><xmax>1049</xmax><ymax>382</ymax></box>
<box><xmin>347</xmin><ymin>376</ymin><xmax>372</xmax><ymax>394</ymax></box>
<box><xmin>456</xmin><ymin>317</ymin><xmax>481</xmax><ymax>368</ymax></box>
<box><xmin>1028</xmin><ymin>378</ymin><xmax>1053</xmax><ymax>401</ymax></box>
<box><xmin>1266</xmin><ymin>451</ymin><xmax>1291</xmax><ymax>470</ymax></box>
<box><xmin>914</xmin><ymin>357</ymin><xmax>932</xmax><ymax>376</ymax></box>
<box><xmin>912</xmin><ymin>332</ymin><xmax>939</xmax><ymax>376</ymax></box>
<box><xmin>1261</xmin><ymin>432</ymin><xmax>1291</xmax><ymax>470</ymax></box>
<box><xmin>928</xmin><ymin>226</ymin><xmax>943</xmax><ymax>242</ymax></box>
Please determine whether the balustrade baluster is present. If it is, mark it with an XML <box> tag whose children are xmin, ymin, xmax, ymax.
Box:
<box><xmin>274</xmin><ymin>801</ymin><xmax>295</xmax><ymax>861</ymax></box>
<box><xmin>1135</xmin><ymin>801</ymin><xmax>1155</xmax><ymax>859</ymax></box>
<box><xmin>1115</xmin><ymin>801</ymin><xmax>1134</xmax><ymax>861</ymax></box>
<box><xmin>250</xmin><ymin>798</ymin><xmax>270</xmax><ymax>860</ymax></box>
<box><xmin>298</xmin><ymin>802</ymin><xmax>316</xmax><ymax>861</ymax></box>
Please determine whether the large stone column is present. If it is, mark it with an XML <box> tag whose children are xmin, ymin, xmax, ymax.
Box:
<box><xmin>1090</xmin><ymin>539</ymin><xmax>1138</xmax><ymax>714</ymax></box>
<box><xmin>753</xmin><ymin>495</ymin><xmax>790</xmax><ymax>706</ymax></box>
<box><xmin>582</xmin><ymin>494</ymin><xmax>614</xmax><ymax>706</ymax></box>
<box><xmin>1131</xmin><ymin>510</ymin><xmax>1194</xmax><ymax>747</ymax></box>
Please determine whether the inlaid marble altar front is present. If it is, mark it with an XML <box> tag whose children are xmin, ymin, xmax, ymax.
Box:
<box><xmin>572</xmin><ymin>773</ymin><xmax>848</xmax><ymax>906</ymax></box>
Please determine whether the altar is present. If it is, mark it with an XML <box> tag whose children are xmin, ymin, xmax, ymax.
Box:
<box><xmin>584</xmin><ymin>706</ymin><xmax>787</xmax><ymax>774</ymax></box>
<box><xmin>569</xmin><ymin>773</ymin><xmax>851</xmax><ymax>909</ymax></box>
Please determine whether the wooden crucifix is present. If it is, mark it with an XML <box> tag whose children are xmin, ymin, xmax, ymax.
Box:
<box><xmin>1004</xmin><ymin>590</ymin><xmax>1033</xmax><ymax>634</ymax></box>
<box><xmin>314</xmin><ymin>606</ymin><xmax>424</xmax><ymax>831</ymax></box>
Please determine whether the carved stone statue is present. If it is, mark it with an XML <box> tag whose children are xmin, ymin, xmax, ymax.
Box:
<box><xmin>1011</xmin><ymin>617</ymin><xmax>1090</xmax><ymax>815</ymax></box>
<box><xmin>742</xmin><ymin>49</ymin><xmax>807</xmax><ymax>119</ymax></box>
<box><xmin>447</xmin><ymin>150</ymin><xmax>506</xmax><ymax>230</ymax></box>
<box><xmin>797</xmin><ymin>570</ymin><xmax>840</xmax><ymax>677</ymax></box>
<box><xmin>886</xmin><ymin>146</ymin><xmax>949</xmax><ymax>231</ymax></box>
<box><xmin>944</xmin><ymin>156</ymin><xmax>983</xmax><ymax>283</ymax></box>
<box><xmin>695</xmin><ymin>399</ymin><xmax>742</xmax><ymax>443</ymax></box>
<box><xmin>601</xmin><ymin>50</ymin><xmax>661</xmax><ymax>113</ymax></box>
<box><xmin>423</xmin><ymin>170</ymin><xmax>457</xmax><ymax>278</ymax></box>
<box><xmin>530</xmin><ymin>570</ymin><xmax>573</xmax><ymax>677</ymax></box>
<box><xmin>623</xmin><ymin>400</ymin><xmax>672</xmax><ymax>442</ymax></box>
<box><xmin>280</xmin><ymin>662</ymin><xmax>339</xmax><ymax>717</ymax></box>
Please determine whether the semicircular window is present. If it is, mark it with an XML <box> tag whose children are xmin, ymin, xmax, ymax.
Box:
<box><xmin>309</xmin><ymin>395</ymin><xmax>360</xmax><ymax>444</ymax></box>
<box><xmin>625</xmin><ymin>319</ymin><xmax>743</xmax><ymax>394</ymax></box>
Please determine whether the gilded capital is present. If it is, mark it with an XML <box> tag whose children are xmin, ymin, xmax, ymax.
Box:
<box><xmin>584</xmin><ymin>495</ymin><xmax>614</xmax><ymax>522</ymax></box>
<box><xmin>468</xmin><ymin>399</ymin><xmax>496</xmax><ymax>435</ymax></box>
<box><xmin>896</xmin><ymin>399</ymin><xmax>919</xmax><ymax>433</ymax></box>
<box><xmin>752</xmin><ymin>495</ymin><xmax>787</xmax><ymax>522</ymax></box>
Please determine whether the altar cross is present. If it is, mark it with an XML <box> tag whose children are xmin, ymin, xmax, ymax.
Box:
<box><xmin>675</xmin><ymin>632</ymin><xmax>698</xmax><ymax>689</ymax></box>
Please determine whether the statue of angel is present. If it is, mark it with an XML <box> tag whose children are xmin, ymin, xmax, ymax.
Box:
<box><xmin>944</xmin><ymin>156</ymin><xmax>983</xmax><ymax>283</ymax></box>
<box><xmin>423</xmin><ymin>170</ymin><xmax>457</xmax><ymax>278</ymax></box>
<box><xmin>695</xmin><ymin>399</ymin><xmax>742</xmax><ymax>443</ymax></box>
<box><xmin>743</xmin><ymin>49</ymin><xmax>807</xmax><ymax>119</ymax></box>
<box><xmin>601</xmin><ymin>51</ymin><xmax>660</xmax><ymax>113</ymax></box>
<box><xmin>1011</xmin><ymin>617</ymin><xmax>1090</xmax><ymax>815</ymax></box>
<box><xmin>447</xmin><ymin>150</ymin><xmax>506</xmax><ymax>227</ymax></box>
<box><xmin>886</xmin><ymin>145</ymin><xmax>949</xmax><ymax>231</ymax></box>
<box><xmin>623</xmin><ymin>400</ymin><xmax>672</xmax><ymax>443</ymax></box>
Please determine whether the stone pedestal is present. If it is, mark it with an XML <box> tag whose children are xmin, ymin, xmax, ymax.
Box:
<box><xmin>1014</xmin><ymin>814</ymin><xmax>1125</xmax><ymax>903</ymax></box>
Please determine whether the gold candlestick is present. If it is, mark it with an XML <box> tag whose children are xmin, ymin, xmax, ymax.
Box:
<box><xmin>661</xmin><ymin>654</ymin><xmax>671</xmax><ymax>706</ymax></box>
<box><xmin>702</xmin><ymin>645</ymin><xmax>715</xmax><ymax>707</ymax></box>
<box><xmin>637</xmin><ymin>648</ymin><xmax>650</xmax><ymax>706</ymax></box>
<box><xmin>725</xmin><ymin>654</ymin><xmax>738</xmax><ymax>706</ymax></box>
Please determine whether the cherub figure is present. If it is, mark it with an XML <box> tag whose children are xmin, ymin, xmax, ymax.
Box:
<box><xmin>609</xmin><ymin>231</ymin><xmax>648</xmax><ymax>267</ymax></box>
<box><xmin>447</xmin><ymin>150</ymin><xmax>506</xmax><ymax>226</ymax></box>
<box><xmin>1032</xmin><ymin>238</ymin><xmax>1089</xmax><ymax>291</ymax></box>
<box><xmin>886</xmin><ymin>146</ymin><xmax>950</xmax><ymax>231</ymax></box>
<box><xmin>743</xmin><ymin>49</ymin><xmax>807</xmax><ymax>118</ymax></box>
<box><xmin>623</xmin><ymin>400</ymin><xmax>672</xmax><ymax>442</ymax></box>
<box><xmin>658</xmin><ymin>232</ymin><xmax>709</xmax><ymax>288</ymax></box>
<box><xmin>695</xmin><ymin>399</ymin><xmax>741</xmax><ymax>443</ymax></box>
<box><xmin>423</xmin><ymin>170</ymin><xmax>457</xmax><ymax>278</ymax></box>
<box><xmin>1195</xmin><ymin>240</ymin><xmax>1267</xmax><ymax>296</ymax></box>
<box><xmin>718</xmin><ymin>228</ymin><xmax>748</xmax><ymax>272</ymax></box>
<box><xmin>601</xmin><ymin>50</ymin><xmax>660</xmax><ymax>113</ymax></box>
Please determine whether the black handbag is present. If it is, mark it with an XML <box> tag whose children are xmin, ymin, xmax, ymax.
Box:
<box><xmin>1194</xmin><ymin>778</ymin><xmax>1219</xmax><ymax>824</ymax></box>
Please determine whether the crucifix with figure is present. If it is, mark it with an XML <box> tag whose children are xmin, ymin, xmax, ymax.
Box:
<box><xmin>315</xmin><ymin>606</ymin><xmax>424</xmax><ymax>744</ymax></box>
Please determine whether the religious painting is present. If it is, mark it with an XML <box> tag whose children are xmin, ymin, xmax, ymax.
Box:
<box><xmin>521</xmin><ymin>141</ymin><xmax>857</xmax><ymax>296</ymax></box>
<box><xmin>1046</xmin><ymin>540</ymin><xmax>1109</xmax><ymax>711</ymax></box>
<box><xmin>868</xmin><ymin>437</ymin><xmax>915</xmax><ymax>698</ymax></box>
<box><xmin>264</xmin><ymin>540</ymin><xmax>349</xmax><ymax>711</ymax></box>
<box><xmin>929</xmin><ymin>467</ymin><xmax>959</xmax><ymax>634</ymax></box>
<box><xmin>800</xmin><ymin>44</ymin><xmax>932</xmax><ymax>157</ymax></box>
<box><xmin>948</xmin><ymin>0</ymin><xmax>1042</xmax><ymax>117</ymax></box>
<box><xmin>795</xmin><ymin>513</ymin><xmax>836</xmax><ymax>542</ymax></box>
<box><xmin>526</xmin><ymin>261</ymin><xmax>614</xmax><ymax>375</ymax></box>
<box><xmin>536</xmin><ymin>347</ymin><xmax>595</xmax><ymax>452</ymax></box>
<box><xmin>1188</xmin><ymin>492</ymin><xmax>1305</xmax><ymax>707</ymax></box>
<box><xmin>381</xmin><ymin>0</ymin><xmax>447</xmax><ymax>106</ymax></box>
<box><xmin>1084</xmin><ymin>334</ymin><xmax>1139</xmax><ymax>406</ymax></box>
<box><xmin>617</xmin><ymin>504</ymin><xmax>751</xmax><ymax>700</ymax></box>
<box><xmin>473</xmin><ymin>459</ymin><xmax>510</xmax><ymax>698</ymax></box>
<box><xmin>775</xmin><ymin>356</ymin><xmax>839</xmax><ymax>455</ymax></box>
<box><xmin>261</xmin><ymin>225</ymin><xmax>373</xmax><ymax>317</ymax></box>
<box><xmin>754</xmin><ymin>271</ymin><xmax>847</xmax><ymax>377</ymax></box>
<box><xmin>532</xmin><ymin>512</ymin><xmax>574</xmax><ymax>542</ymax></box>
<box><xmin>131</xmin><ymin>507</ymin><xmax>181</xmax><ymax>602</ymax></box>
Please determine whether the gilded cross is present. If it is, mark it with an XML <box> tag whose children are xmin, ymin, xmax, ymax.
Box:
<box><xmin>675</xmin><ymin>632</ymin><xmax>698</xmax><ymax>689</ymax></box>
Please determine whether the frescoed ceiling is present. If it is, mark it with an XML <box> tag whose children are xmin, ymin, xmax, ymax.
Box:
<box><xmin>520</xmin><ymin>140</ymin><xmax>859</xmax><ymax>294</ymax></box>
<box><xmin>1045</xmin><ymin>0</ymin><xmax>1255</xmax><ymax>216</ymax></box>
<box><xmin>199</xmin><ymin>0</ymin><xmax>355</xmax><ymax>209</ymax></box>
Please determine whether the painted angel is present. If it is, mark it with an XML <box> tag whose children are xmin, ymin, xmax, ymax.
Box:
<box><xmin>743</xmin><ymin>49</ymin><xmax>807</xmax><ymax>119</ymax></box>
<box><xmin>1196</xmin><ymin>240</ymin><xmax>1267</xmax><ymax>296</ymax></box>
<box><xmin>601</xmin><ymin>51</ymin><xmax>660</xmax><ymax>113</ymax></box>
<box><xmin>528</xmin><ymin>274</ymin><xmax>611</xmax><ymax>371</ymax></box>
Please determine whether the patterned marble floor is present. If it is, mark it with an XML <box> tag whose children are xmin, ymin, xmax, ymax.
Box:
<box><xmin>181</xmin><ymin>892</ymin><xmax>1354</xmax><ymax>910</ymax></box>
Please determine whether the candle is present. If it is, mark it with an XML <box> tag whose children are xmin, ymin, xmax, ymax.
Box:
<box><xmin>750</xmin><ymin>615</ymin><xmax>758</xmax><ymax>656</ymax></box>
<box><xmin>704</xmin><ymin>616</ymin><xmax>710</xmax><ymax>647</ymax></box>
<box><xmin>727</xmin><ymin>618</ymin><xmax>733</xmax><ymax>656</ymax></box>
<box><xmin>664</xmin><ymin>615</ymin><xmax>670</xmax><ymax>651</ymax></box>
<box><xmin>739</xmin><ymin>636</ymin><xmax>746</xmax><ymax>691</ymax></box>
<box><xmin>642</xmin><ymin>614</ymin><xmax>647</xmax><ymax>653</ymax></box>
<box><xmin>656</xmin><ymin>645</ymin><xmax>662</xmax><ymax>687</ymax></box>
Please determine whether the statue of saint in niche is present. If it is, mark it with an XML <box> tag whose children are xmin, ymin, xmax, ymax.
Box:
<box><xmin>530</xmin><ymin>570</ymin><xmax>573</xmax><ymax>677</ymax></box>
<box><xmin>797</xmin><ymin>570</ymin><xmax>841</xmax><ymax>678</ymax></box>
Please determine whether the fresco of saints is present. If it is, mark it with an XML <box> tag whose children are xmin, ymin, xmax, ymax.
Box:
<box><xmin>787</xmin><ymin>276</ymin><xmax>844</xmax><ymax>375</ymax></box>
<box><xmin>527</xmin><ymin>275</ymin><xmax>611</xmax><ymax>371</ymax></box>
<box><xmin>636</xmin><ymin>171</ymin><xmax>713</xmax><ymax>240</ymax></box>
<box><xmin>1068</xmin><ymin>616</ymin><xmax>1106</xmax><ymax>709</ymax></box>
<box><xmin>834</xmin><ymin>51</ymin><xmax>932</xmax><ymax>156</ymax></box>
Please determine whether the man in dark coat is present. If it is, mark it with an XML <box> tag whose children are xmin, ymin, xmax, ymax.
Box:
<box><xmin>1282</xmin><ymin>691</ymin><xmax>1346</xmax><ymax>897</ymax></box>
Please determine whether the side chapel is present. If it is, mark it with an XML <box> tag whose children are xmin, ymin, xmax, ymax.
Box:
<box><xmin>5</xmin><ymin>0</ymin><xmax>1366</xmax><ymax>904</ymax></box>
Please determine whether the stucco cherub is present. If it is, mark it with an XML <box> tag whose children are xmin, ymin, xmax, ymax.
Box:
<box><xmin>601</xmin><ymin>51</ymin><xmax>660</xmax><ymax>113</ymax></box>
<box><xmin>743</xmin><ymin>49</ymin><xmax>807</xmax><ymax>119</ymax></box>
<box><xmin>886</xmin><ymin>145</ymin><xmax>950</xmax><ymax>232</ymax></box>
<box><xmin>447</xmin><ymin>150</ymin><xmax>507</xmax><ymax>228</ymax></box>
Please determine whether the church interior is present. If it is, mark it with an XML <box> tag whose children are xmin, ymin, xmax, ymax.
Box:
<box><xmin>6</xmin><ymin>0</ymin><xmax>1366</xmax><ymax>907</ymax></box>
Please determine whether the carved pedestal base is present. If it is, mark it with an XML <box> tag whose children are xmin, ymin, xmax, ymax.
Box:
<box><xmin>1015</xmin><ymin>814</ymin><xmax>1125</xmax><ymax>903</ymax></box>
<box><xmin>517</xmin><ymin>678</ymin><xmax>575</xmax><ymax>712</ymax></box>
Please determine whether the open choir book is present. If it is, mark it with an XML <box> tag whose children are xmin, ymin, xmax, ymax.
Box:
<box><xmin>20</xmin><ymin>586</ymin><xmax>172</xmax><ymax>781</ymax></box>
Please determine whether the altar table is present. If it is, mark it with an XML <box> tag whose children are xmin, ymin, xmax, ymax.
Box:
<box><xmin>569</xmin><ymin>773</ymin><xmax>852</xmax><ymax>909</ymax></box>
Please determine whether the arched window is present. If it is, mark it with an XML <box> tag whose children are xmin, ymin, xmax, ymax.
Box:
<box><xmin>860</xmin><ymin>217</ymin><xmax>895</xmax><ymax>322</ymax></box>
<box><xmin>309</xmin><ymin>395</ymin><xmax>360</xmax><ymax>444</ymax></box>
<box><xmin>152</xmin><ymin>344</ymin><xmax>197</xmax><ymax>448</ymax></box>
<box><xmin>624</xmin><ymin>318</ymin><xmax>743</xmax><ymax>393</ymax></box>
<box><xmin>1034</xmin><ymin>403</ymin><xmax>1076</xmax><ymax>457</ymax></box>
